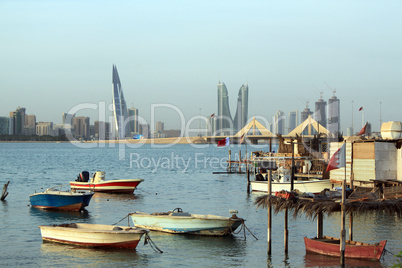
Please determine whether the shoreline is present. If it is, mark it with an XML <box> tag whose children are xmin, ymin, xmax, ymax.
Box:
<box><xmin>0</xmin><ymin>136</ymin><xmax>209</xmax><ymax>145</ymax></box>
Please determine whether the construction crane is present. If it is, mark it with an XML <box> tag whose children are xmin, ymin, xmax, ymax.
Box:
<box><xmin>324</xmin><ymin>81</ymin><xmax>336</xmax><ymax>96</ymax></box>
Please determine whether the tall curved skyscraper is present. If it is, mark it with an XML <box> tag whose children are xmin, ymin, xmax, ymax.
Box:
<box><xmin>216</xmin><ymin>81</ymin><xmax>233</xmax><ymax>135</ymax></box>
<box><xmin>112</xmin><ymin>65</ymin><xmax>131</xmax><ymax>139</ymax></box>
<box><xmin>233</xmin><ymin>83</ymin><xmax>248</xmax><ymax>132</ymax></box>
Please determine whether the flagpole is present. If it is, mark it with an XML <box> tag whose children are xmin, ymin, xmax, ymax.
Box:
<box><xmin>351</xmin><ymin>100</ymin><xmax>354</xmax><ymax>135</ymax></box>
<box><xmin>362</xmin><ymin>105</ymin><xmax>364</xmax><ymax>128</ymax></box>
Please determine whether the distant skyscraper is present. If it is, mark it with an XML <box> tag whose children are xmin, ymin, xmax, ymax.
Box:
<box><xmin>9</xmin><ymin>107</ymin><xmax>25</xmax><ymax>135</ymax></box>
<box><xmin>288</xmin><ymin>110</ymin><xmax>298</xmax><ymax>133</ymax></box>
<box><xmin>273</xmin><ymin>110</ymin><xmax>285</xmax><ymax>134</ymax></box>
<box><xmin>112</xmin><ymin>65</ymin><xmax>131</xmax><ymax>139</ymax></box>
<box><xmin>36</xmin><ymin>122</ymin><xmax>53</xmax><ymax>136</ymax></box>
<box><xmin>328</xmin><ymin>95</ymin><xmax>340</xmax><ymax>135</ymax></box>
<box><xmin>73</xmin><ymin>117</ymin><xmax>90</xmax><ymax>140</ymax></box>
<box><xmin>25</xmin><ymin>114</ymin><xmax>36</xmax><ymax>135</ymax></box>
<box><xmin>0</xmin><ymin>117</ymin><xmax>9</xmax><ymax>135</ymax></box>
<box><xmin>233</xmin><ymin>83</ymin><xmax>249</xmax><ymax>132</ymax></box>
<box><xmin>128</xmin><ymin>108</ymin><xmax>139</xmax><ymax>134</ymax></box>
<box><xmin>62</xmin><ymin>113</ymin><xmax>75</xmax><ymax>125</ymax></box>
<box><xmin>155</xmin><ymin>121</ymin><xmax>164</xmax><ymax>133</ymax></box>
<box><xmin>216</xmin><ymin>81</ymin><xmax>233</xmax><ymax>135</ymax></box>
<box><xmin>95</xmin><ymin>121</ymin><xmax>110</xmax><ymax>140</ymax></box>
<box><xmin>314</xmin><ymin>95</ymin><xmax>327</xmax><ymax>128</ymax></box>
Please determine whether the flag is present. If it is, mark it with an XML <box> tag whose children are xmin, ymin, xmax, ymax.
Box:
<box><xmin>358</xmin><ymin>122</ymin><xmax>368</xmax><ymax>136</ymax></box>
<box><xmin>210</xmin><ymin>113</ymin><xmax>215</xmax><ymax>117</ymax></box>
<box><xmin>217</xmin><ymin>137</ymin><xmax>230</xmax><ymax>147</ymax></box>
<box><xmin>326</xmin><ymin>143</ymin><xmax>346</xmax><ymax>172</ymax></box>
<box><xmin>358</xmin><ymin>106</ymin><xmax>363</xmax><ymax>111</ymax></box>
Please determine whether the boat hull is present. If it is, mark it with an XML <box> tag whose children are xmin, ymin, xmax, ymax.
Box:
<box><xmin>29</xmin><ymin>191</ymin><xmax>94</xmax><ymax>211</ymax></box>
<box><xmin>130</xmin><ymin>212</ymin><xmax>243</xmax><ymax>236</ymax></box>
<box><xmin>304</xmin><ymin>236</ymin><xmax>387</xmax><ymax>261</ymax></box>
<box><xmin>251</xmin><ymin>179</ymin><xmax>332</xmax><ymax>194</ymax></box>
<box><xmin>39</xmin><ymin>223</ymin><xmax>148</xmax><ymax>249</ymax></box>
<box><xmin>70</xmin><ymin>179</ymin><xmax>143</xmax><ymax>194</ymax></box>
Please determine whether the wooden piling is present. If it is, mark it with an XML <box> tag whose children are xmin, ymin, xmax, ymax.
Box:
<box><xmin>284</xmin><ymin>208</ymin><xmax>288</xmax><ymax>253</ymax></box>
<box><xmin>247</xmin><ymin>167</ymin><xmax>250</xmax><ymax>194</ymax></box>
<box><xmin>317</xmin><ymin>211</ymin><xmax>323</xmax><ymax>239</ymax></box>
<box><xmin>239</xmin><ymin>150</ymin><xmax>242</xmax><ymax>173</ymax></box>
<box><xmin>228</xmin><ymin>150</ymin><xmax>231</xmax><ymax>171</ymax></box>
<box><xmin>1</xmin><ymin>181</ymin><xmax>10</xmax><ymax>201</ymax></box>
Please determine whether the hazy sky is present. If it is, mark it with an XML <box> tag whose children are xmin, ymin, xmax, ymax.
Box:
<box><xmin>1</xmin><ymin>1</ymin><xmax>401</xmax><ymax>133</ymax></box>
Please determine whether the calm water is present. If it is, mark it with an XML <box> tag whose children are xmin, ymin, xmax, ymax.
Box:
<box><xmin>0</xmin><ymin>142</ymin><xmax>400</xmax><ymax>267</ymax></box>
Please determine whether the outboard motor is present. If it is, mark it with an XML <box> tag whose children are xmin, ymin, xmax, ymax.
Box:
<box><xmin>76</xmin><ymin>171</ymin><xmax>90</xmax><ymax>182</ymax></box>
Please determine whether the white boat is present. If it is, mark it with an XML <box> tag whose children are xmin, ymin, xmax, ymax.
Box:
<box><xmin>70</xmin><ymin>171</ymin><xmax>143</xmax><ymax>194</ymax></box>
<box><xmin>38</xmin><ymin>223</ymin><xmax>149</xmax><ymax>249</ymax></box>
<box><xmin>251</xmin><ymin>167</ymin><xmax>332</xmax><ymax>194</ymax></box>
<box><xmin>130</xmin><ymin>208</ymin><xmax>244</xmax><ymax>236</ymax></box>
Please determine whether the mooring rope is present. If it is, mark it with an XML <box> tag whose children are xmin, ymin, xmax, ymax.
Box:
<box><xmin>144</xmin><ymin>233</ymin><xmax>163</xmax><ymax>253</ymax></box>
<box><xmin>111</xmin><ymin>214</ymin><xmax>163</xmax><ymax>253</ymax></box>
<box><xmin>111</xmin><ymin>214</ymin><xmax>130</xmax><ymax>226</ymax></box>
<box><xmin>230</xmin><ymin>219</ymin><xmax>258</xmax><ymax>240</ymax></box>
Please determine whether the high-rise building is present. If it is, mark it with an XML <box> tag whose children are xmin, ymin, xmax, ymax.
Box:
<box><xmin>112</xmin><ymin>65</ymin><xmax>131</xmax><ymax>139</ymax></box>
<box><xmin>314</xmin><ymin>95</ymin><xmax>327</xmax><ymax>128</ymax></box>
<box><xmin>0</xmin><ymin>117</ymin><xmax>9</xmax><ymax>135</ymax></box>
<box><xmin>73</xmin><ymin>117</ymin><xmax>90</xmax><ymax>140</ymax></box>
<box><xmin>25</xmin><ymin>114</ymin><xmax>36</xmax><ymax>135</ymax></box>
<box><xmin>155</xmin><ymin>121</ymin><xmax>164</xmax><ymax>133</ymax></box>
<box><xmin>9</xmin><ymin>107</ymin><xmax>25</xmax><ymax>135</ymax></box>
<box><xmin>328</xmin><ymin>95</ymin><xmax>340</xmax><ymax>135</ymax></box>
<box><xmin>273</xmin><ymin>110</ymin><xmax>285</xmax><ymax>134</ymax></box>
<box><xmin>233</xmin><ymin>83</ymin><xmax>249</xmax><ymax>132</ymax></box>
<box><xmin>288</xmin><ymin>110</ymin><xmax>298</xmax><ymax>133</ymax></box>
<box><xmin>216</xmin><ymin>81</ymin><xmax>233</xmax><ymax>135</ymax></box>
<box><xmin>62</xmin><ymin>113</ymin><xmax>75</xmax><ymax>125</ymax></box>
<box><xmin>128</xmin><ymin>107</ymin><xmax>139</xmax><ymax>134</ymax></box>
<box><xmin>36</xmin><ymin>122</ymin><xmax>53</xmax><ymax>136</ymax></box>
<box><xmin>95</xmin><ymin>121</ymin><xmax>110</xmax><ymax>140</ymax></box>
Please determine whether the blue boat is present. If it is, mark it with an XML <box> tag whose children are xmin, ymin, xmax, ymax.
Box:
<box><xmin>130</xmin><ymin>208</ymin><xmax>244</xmax><ymax>236</ymax></box>
<box><xmin>29</xmin><ymin>185</ymin><xmax>94</xmax><ymax>211</ymax></box>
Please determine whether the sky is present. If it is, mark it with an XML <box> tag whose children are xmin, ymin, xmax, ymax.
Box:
<box><xmin>1</xmin><ymin>0</ymin><xmax>402</xmax><ymax>134</ymax></box>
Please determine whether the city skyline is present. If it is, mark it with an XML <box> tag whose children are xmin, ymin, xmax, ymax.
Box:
<box><xmin>1</xmin><ymin>1</ymin><xmax>401</xmax><ymax>133</ymax></box>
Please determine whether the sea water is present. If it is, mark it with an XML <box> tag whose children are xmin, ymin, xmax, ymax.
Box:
<box><xmin>0</xmin><ymin>142</ymin><xmax>400</xmax><ymax>267</ymax></box>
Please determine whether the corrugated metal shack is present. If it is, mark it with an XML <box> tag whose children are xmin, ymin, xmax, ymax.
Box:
<box><xmin>329</xmin><ymin>138</ymin><xmax>402</xmax><ymax>189</ymax></box>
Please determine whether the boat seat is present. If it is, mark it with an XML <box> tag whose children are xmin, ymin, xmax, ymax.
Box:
<box><xmin>170</xmin><ymin>212</ymin><xmax>191</xmax><ymax>217</ymax></box>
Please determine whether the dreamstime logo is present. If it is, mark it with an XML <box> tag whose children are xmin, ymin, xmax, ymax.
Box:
<box><xmin>63</xmin><ymin>102</ymin><xmax>340</xmax><ymax>161</ymax></box>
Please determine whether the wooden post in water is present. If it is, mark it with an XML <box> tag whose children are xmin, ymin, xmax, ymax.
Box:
<box><xmin>284</xmin><ymin>208</ymin><xmax>288</xmax><ymax>253</ymax></box>
<box><xmin>340</xmin><ymin>167</ymin><xmax>347</xmax><ymax>266</ymax></box>
<box><xmin>349</xmin><ymin>143</ymin><xmax>354</xmax><ymax>241</ymax></box>
<box><xmin>291</xmin><ymin>139</ymin><xmax>295</xmax><ymax>191</ymax></box>
<box><xmin>317</xmin><ymin>211</ymin><xmax>323</xmax><ymax>239</ymax></box>
<box><xmin>247</xmin><ymin>166</ymin><xmax>250</xmax><ymax>193</ymax></box>
<box><xmin>1</xmin><ymin>181</ymin><xmax>10</xmax><ymax>201</ymax></box>
<box><xmin>228</xmin><ymin>150</ymin><xmax>231</xmax><ymax>172</ymax></box>
<box><xmin>267</xmin><ymin>169</ymin><xmax>272</xmax><ymax>255</ymax></box>
<box><xmin>239</xmin><ymin>150</ymin><xmax>242</xmax><ymax>173</ymax></box>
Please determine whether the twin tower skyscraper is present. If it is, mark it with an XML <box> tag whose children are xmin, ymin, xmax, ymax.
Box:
<box><xmin>112</xmin><ymin>64</ymin><xmax>248</xmax><ymax>138</ymax></box>
<box><xmin>215</xmin><ymin>81</ymin><xmax>249</xmax><ymax>136</ymax></box>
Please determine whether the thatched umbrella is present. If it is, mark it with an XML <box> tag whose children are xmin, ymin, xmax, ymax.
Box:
<box><xmin>254</xmin><ymin>195</ymin><xmax>402</xmax><ymax>219</ymax></box>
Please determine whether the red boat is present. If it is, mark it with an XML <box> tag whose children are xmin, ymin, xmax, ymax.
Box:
<box><xmin>304</xmin><ymin>236</ymin><xmax>387</xmax><ymax>261</ymax></box>
<box><xmin>70</xmin><ymin>171</ymin><xmax>143</xmax><ymax>194</ymax></box>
